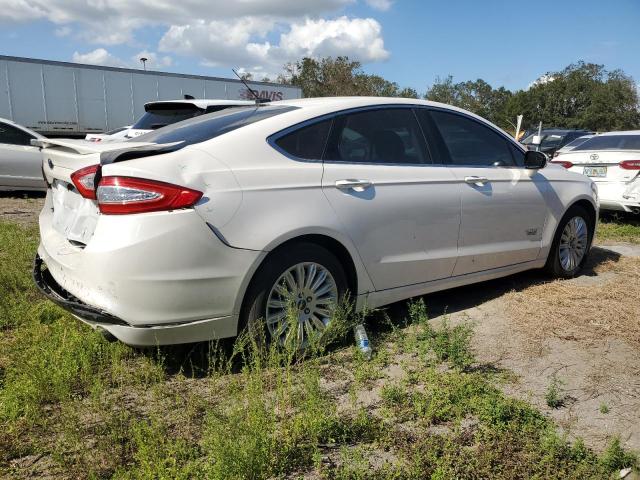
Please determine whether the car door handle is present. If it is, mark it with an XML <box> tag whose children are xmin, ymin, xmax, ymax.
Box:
<box><xmin>335</xmin><ymin>179</ymin><xmax>373</xmax><ymax>191</ymax></box>
<box><xmin>464</xmin><ymin>176</ymin><xmax>489</xmax><ymax>185</ymax></box>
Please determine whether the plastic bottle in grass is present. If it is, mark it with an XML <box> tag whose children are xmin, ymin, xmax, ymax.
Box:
<box><xmin>353</xmin><ymin>324</ymin><xmax>372</xmax><ymax>359</ymax></box>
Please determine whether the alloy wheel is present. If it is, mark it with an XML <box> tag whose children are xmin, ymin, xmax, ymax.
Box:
<box><xmin>265</xmin><ymin>262</ymin><xmax>338</xmax><ymax>346</ymax></box>
<box><xmin>559</xmin><ymin>216</ymin><xmax>588</xmax><ymax>272</ymax></box>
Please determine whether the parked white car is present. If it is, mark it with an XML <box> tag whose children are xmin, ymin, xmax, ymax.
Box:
<box><xmin>551</xmin><ymin>131</ymin><xmax>640</xmax><ymax>214</ymax></box>
<box><xmin>85</xmin><ymin>126</ymin><xmax>131</xmax><ymax>143</ymax></box>
<box><xmin>34</xmin><ymin>97</ymin><xmax>598</xmax><ymax>347</ymax></box>
<box><xmin>0</xmin><ymin>117</ymin><xmax>46</xmax><ymax>191</ymax></box>
<box><xmin>553</xmin><ymin>134</ymin><xmax>594</xmax><ymax>158</ymax></box>
<box><xmin>124</xmin><ymin>99</ymin><xmax>256</xmax><ymax>139</ymax></box>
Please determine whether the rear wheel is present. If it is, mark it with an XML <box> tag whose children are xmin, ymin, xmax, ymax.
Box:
<box><xmin>241</xmin><ymin>243</ymin><xmax>348</xmax><ymax>348</ymax></box>
<box><xmin>545</xmin><ymin>205</ymin><xmax>593</xmax><ymax>278</ymax></box>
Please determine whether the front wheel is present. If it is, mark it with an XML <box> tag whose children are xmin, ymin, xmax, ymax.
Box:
<box><xmin>545</xmin><ymin>205</ymin><xmax>593</xmax><ymax>278</ymax></box>
<box><xmin>240</xmin><ymin>243</ymin><xmax>348</xmax><ymax>348</ymax></box>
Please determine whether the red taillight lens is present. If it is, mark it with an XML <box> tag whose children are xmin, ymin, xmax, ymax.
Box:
<box><xmin>70</xmin><ymin>164</ymin><xmax>100</xmax><ymax>199</ymax></box>
<box><xmin>96</xmin><ymin>177</ymin><xmax>202</xmax><ymax>215</ymax></box>
<box><xmin>620</xmin><ymin>160</ymin><xmax>640</xmax><ymax>170</ymax></box>
<box><xmin>552</xmin><ymin>160</ymin><xmax>573</xmax><ymax>169</ymax></box>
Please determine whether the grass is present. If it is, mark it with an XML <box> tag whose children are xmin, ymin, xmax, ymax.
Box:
<box><xmin>596</xmin><ymin>214</ymin><xmax>640</xmax><ymax>244</ymax></box>
<box><xmin>0</xmin><ymin>220</ymin><xmax>638</xmax><ymax>478</ymax></box>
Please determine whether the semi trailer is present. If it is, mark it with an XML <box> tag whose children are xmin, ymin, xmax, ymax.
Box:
<box><xmin>0</xmin><ymin>55</ymin><xmax>302</xmax><ymax>137</ymax></box>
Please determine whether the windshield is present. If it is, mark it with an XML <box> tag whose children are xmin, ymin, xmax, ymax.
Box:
<box><xmin>521</xmin><ymin>133</ymin><xmax>566</xmax><ymax>147</ymax></box>
<box><xmin>573</xmin><ymin>134</ymin><xmax>640</xmax><ymax>151</ymax></box>
<box><xmin>132</xmin><ymin>104</ymin><xmax>204</xmax><ymax>130</ymax></box>
<box><xmin>540</xmin><ymin>134</ymin><xmax>565</xmax><ymax>148</ymax></box>
<box><xmin>134</xmin><ymin>105</ymin><xmax>297</xmax><ymax>148</ymax></box>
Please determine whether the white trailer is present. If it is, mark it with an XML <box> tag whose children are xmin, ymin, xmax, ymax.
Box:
<box><xmin>0</xmin><ymin>55</ymin><xmax>302</xmax><ymax>137</ymax></box>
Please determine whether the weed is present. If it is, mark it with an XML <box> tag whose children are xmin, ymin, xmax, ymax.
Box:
<box><xmin>545</xmin><ymin>374</ymin><xmax>565</xmax><ymax>408</ymax></box>
<box><xmin>406</xmin><ymin>298</ymin><xmax>474</xmax><ymax>369</ymax></box>
<box><xmin>599</xmin><ymin>402</ymin><xmax>610</xmax><ymax>414</ymax></box>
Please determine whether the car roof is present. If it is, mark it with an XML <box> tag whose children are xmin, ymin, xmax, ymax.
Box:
<box><xmin>144</xmin><ymin>99</ymin><xmax>256</xmax><ymax>109</ymax></box>
<box><xmin>598</xmin><ymin>130</ymin><xmax>640</xmax><ymax>136</ymax></box>
<box><xmin>271</xmin><ymin>96</ymin><xmax>505</xmax><ymax>128</ymax></box>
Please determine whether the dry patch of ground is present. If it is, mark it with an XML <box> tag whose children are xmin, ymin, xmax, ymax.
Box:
<box><xmin>411</xmin><ymin>245</ymin><xmax>640</xmax><ymax>453</ymax></box>
<box><xmin>0</xmin><ymin>192</ymin><xmax>44</xmax><ymax>227</ymax></box>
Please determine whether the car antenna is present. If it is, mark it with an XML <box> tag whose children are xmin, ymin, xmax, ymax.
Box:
<box><xmin>232</xmin><ymin>68</ymin><xmax>267</xmax><ymax>105</ymax></box>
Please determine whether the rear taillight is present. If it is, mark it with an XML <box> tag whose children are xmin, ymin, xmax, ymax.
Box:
<box><xmin>70</xmin><ymin>164</ymin><xmax>100</xmax><ymax>199</ymax></box>
<box><xmin>96</xmin><ymin>177</ymin><xmax>202</xmax><ymax>215</ymax></box>
<box><xmin>620</xmin><ymin>160</ymin><xmax>640</xmax><ymax>170</ymax></box>
<box><xmin>552</xmin><ymin>160</ymin><xmax>573</xmax><ymax>169</ymax></box>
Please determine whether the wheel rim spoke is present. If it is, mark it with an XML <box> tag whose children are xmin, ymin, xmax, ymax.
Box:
<box><xmin>558</xmin><ymin>216</ymin><xmax>588</xmax><ymax>272</ymax></box>
<box><xmin>265</xmin><ymin>261</ymin><xmax>339</xmax><ymax>347</ymax></box>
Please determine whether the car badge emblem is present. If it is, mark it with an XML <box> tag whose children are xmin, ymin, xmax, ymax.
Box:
<box><xmin>590</xmin><ymin>153</ymin><xmax>599</xmax><ymax>161</ymax></box>
<box><xmin>47</xmin><ymin>158</ymin><xmax>54</xmax><ymax>170</ymax></box>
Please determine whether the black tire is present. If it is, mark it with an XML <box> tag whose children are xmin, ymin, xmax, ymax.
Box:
<box><xmin>545</xmin><ymin>204</ymin><xmax>594</xmax><ymax>278</ymax></box>
<box><xmin>240</xmin><ymin>242</ymin><xmax>348</xmax><ymax>345</ymax></box>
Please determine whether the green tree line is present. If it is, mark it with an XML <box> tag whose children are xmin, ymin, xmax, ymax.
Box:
<box><xmin>274</xmin><ymin>57</ymin><xmax>640</xmax><ymax>132</ymax></box>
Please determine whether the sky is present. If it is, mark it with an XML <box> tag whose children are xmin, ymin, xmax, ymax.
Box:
<box><xmin>1</xmin><ymin>0</ymin><xmax>639</xmax><ymax>93</ymax></box>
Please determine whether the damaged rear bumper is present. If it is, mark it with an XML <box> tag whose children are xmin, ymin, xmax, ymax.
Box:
<box><xmin>33</xmin><ymin>253</ymin><xmax>128</xmax><ymax>326</ymax></box>
<box><xmin>33</xmin><ymin>253</ymin><xmax>240</xmax><ymax>346</ymax></box>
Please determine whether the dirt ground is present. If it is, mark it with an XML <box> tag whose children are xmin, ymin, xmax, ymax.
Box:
<box><xmin>2</xmin><ymin>192</ymin><xmax>639</xmax><ymax>453</ymax></box>
<box><xmin>0</xmin><ymin>192</ymin><xmax>45</xmax><ymax>227</ymax></box>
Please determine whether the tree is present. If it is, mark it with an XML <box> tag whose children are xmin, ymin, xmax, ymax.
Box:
<box><xmin>425</xmin><ymin>76</ymin><xmax>513</xmax><ymax>129</ymax></box>
<box><xmin>504</xmin><ymin>62</ymin><xmax>640</xmax><ymax>131</ymax></box>
<box><xmin>281</xmin><ymin>56</ymin><xmax>417</xmax><ymax>98</ymax></box>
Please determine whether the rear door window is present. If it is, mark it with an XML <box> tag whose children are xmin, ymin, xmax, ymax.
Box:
<box><xmin>324</xmin><ymin>108</ymin><xmax>430</xmax><ymax>164</ymax></box>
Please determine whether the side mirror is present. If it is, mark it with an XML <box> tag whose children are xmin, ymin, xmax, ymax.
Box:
<box><xmin>531</xmin><ymin>135</ymin><xmax>543</xmax><ymax>145</ymax></box>
<box><xmin>524</xmin><ymin>150</ymin><xmax>547</xmax><ymax>169</ymax></box>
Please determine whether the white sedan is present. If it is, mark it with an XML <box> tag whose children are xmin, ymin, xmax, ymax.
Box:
<box><xmin>0</xmin><ymin>117</ymin><xmax>46</xmax><ymax>191</ymax></box>
<box><xmin>551</xmin><ymin>131</ymin><xmax>640</xmax><ymax>214</ymax></box>
<box><xmin>33</xmin><ymin>97</ymin><xmax>598</xmax><ymax>346</ymax></box>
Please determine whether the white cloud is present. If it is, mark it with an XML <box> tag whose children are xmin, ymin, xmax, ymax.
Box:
<box><xmin>365</xmin><ymin>0</ymin><xmax>393</xmax><ymax>11</ymax></box>
<box><xmin>72</xmin><ymin>48</ymin><xmax>127</xmax><ymax>67</ymax></box>
<box><xmin>160</xmin><ymin>16</ymin><xmax>388</xmax><ymax>70</ymax></box>
<box><xmin>0</xmin><ymin>0</ymin><xmax>388</xmax><ymax>72</ymax></box>
<box><xmin>527</xmin><ymin>74</ymin><xmax>556</xmax><ymax>90</ymax></box>
<box><xmin>72</xmin><ymin>48</ymin><xmax>173</xmax><ymax>70</ymax></box>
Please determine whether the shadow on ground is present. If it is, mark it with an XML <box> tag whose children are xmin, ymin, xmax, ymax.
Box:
<box><xmin>149</xmin><ymin>246</ymin><xmax>621</xmax><ymax>378</ymax></box>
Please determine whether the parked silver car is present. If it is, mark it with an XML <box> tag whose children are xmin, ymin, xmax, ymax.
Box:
<box><xmin>0</xmin><ymin>117</ymin><xmax>46</xmax><ymax>191</ymax></box>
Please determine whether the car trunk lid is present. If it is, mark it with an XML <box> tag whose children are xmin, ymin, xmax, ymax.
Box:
<box><xmin>35</xmin><ymin>138</ymin><xmax>176</xmax><ymax>245</ymax></box>
<box><xmin>560</xmin><ymin>150</ymin><xmax>640</xmax><ymax>183</ymax></box>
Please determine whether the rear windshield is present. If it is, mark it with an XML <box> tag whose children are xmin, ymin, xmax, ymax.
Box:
<box><xmin>561</xmin><ymin>136</ymin><xmax>592</xmax><ymax>149</ymax></box>
<box><xmin>133</xmin><ymin>105</ymin><xmax>297</xmax><ymax>148</ymax></box>
<box><xmin>573</xmin><ymin>134</ymin><xmax>640</xmax><ymax>151</ymax></box>
<box><xmin>133</xmin><ymin>104</ymin><xmax>204</xmax><ymax>130</ymax></box>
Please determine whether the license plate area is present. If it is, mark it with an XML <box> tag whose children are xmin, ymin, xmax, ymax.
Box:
<box><xmin>51</xmin><ymin>179</ymin><xmax>99</xmax><ymax>244</ymax></box>
<box><xmin>584</xmin><ymin>166</ymin><xmax>607</xmax><ymax>177</ymax></box>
